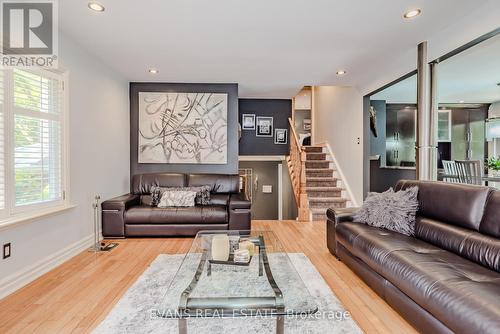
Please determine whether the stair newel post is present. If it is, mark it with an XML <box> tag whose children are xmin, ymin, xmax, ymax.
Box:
<box><xmin>298</xmin><ymin>148</ymin><xmax>310</xmax><ymax>221</ymax></box>
<box><xmin>287</xmin><ymin>117</ymin><xmax>311</xmax><ymax>222</ymax></box>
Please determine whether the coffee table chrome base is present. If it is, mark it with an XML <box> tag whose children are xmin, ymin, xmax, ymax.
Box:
<box><xmin>177</xmin><ymin>316</ymin><xmax>284</xmax><ymax>334</ymax></box>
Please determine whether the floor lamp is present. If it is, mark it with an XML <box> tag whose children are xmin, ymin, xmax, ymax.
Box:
<box><xmin>90</xmin><ymin>194</ymin><xmax>118</xmax><ymax>252</ymax></box>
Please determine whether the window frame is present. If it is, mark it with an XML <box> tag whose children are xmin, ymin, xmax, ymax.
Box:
<box><xmin>0</xmin><ymin>68</ymin><xmax>69</xmax><ymax>223</ymax></box>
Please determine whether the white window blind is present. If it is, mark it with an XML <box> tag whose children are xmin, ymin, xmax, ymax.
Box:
<box><xmin>0</xmin><ymin>68</ymin><xmax>66</xmax><ymax>219</ymax></box>
<box><xmin>12</xmin><ymin>69</ymin><xmax>64</xmax><ymax>208</ymax></box>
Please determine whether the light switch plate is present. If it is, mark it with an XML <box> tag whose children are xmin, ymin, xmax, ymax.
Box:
<box><xmin>262</xmin><ymin>185</ymin><xmax>273</xmax><ymax>193</ymax></box>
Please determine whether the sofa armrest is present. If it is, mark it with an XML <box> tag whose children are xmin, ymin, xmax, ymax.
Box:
<box><xmin>228</xmin><ymin>193</ymin><xmax>251</xmax><ymax>230</ymax></box>
<box><xmin>326</xmin><ymin>207</ymin><xmax>359</xmax><ymax>258</ymax></box>
<box><xmin>326</xmin><ymin>207</ymin><xmax>358</xmax><ymax>224</ymax></box>
<box><xmin>229</xmin><ymin>192</ymin><xmax>251</xmax><ymax>210</ymax></box>
<box><xmin>101</xmin><ymin>194</ymin><xmax>140</xmax><ymax>238</ymax></box>
<box><xmin>102</xmin><ymin>194</ymin><xmax>140</xmax><ymax>211</ymax></box>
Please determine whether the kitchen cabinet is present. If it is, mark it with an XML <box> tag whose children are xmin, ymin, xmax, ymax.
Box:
<box><xmin>450</xmin><ymin>107</ymin><xmax>487</xmax><ymax>161</ymax></box>
<box><xmin>386</xmin><ymin>104</ymin><xmax>416</xmax><ymax>167</ymax></box>
<box><xmin>438</xmin><ymin>110</ymin><xmax>452</xmax><ymax>142</ymax></box>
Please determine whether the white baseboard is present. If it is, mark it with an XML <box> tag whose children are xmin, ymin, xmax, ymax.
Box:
<box><xmin>323</xmin><ymin>143</ymin><xmax>359</xmax><ymax>207</ymax></box>
<box><xmin>0</xmin><ymin>234</ymin><xmax>94</xmax><ymax>300</ymax></box>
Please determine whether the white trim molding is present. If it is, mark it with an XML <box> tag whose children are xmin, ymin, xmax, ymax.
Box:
<box><xmin>239</xmin><ymin>155</ymin><xmax>286</xmax><ymax>161</ymax></box>
<box><xmin>0</xmin><ymin>204</ymin><xmax>76</xmax><ymax>232</ymax></box>
<box><xmin>321</xmin><ymin>142</ymin><xmax>360</xmax><ymax>207</ymax></box>
<box><xmin>0</xmin><ymin>234</ymin><xmax>93</xmax><ymax>299</ymax></box>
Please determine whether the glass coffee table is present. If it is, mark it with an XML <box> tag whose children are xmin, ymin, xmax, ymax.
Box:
<box><xmin>158</xmin><ymin>230</ymin><xmax>318</xmax><ymax>333</ymax></box>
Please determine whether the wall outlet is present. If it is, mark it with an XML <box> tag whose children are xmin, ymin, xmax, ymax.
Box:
<box><xmin>3</xmin><ymin>243</ymin><xmax>11</xmax><ymax>259</ymax></box>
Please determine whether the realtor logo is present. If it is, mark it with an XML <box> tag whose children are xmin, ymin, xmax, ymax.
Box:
<box><xmin>1</xmin><ymin>0</ymin><xmax>58</xmax><ymax>67</ymax></box>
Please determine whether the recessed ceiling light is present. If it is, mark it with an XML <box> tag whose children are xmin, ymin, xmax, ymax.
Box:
<box><xmin>88</xmin><ymin>1</ymin><xmax>105</xmax><ymax>12</ymax></box>
<box><xmin>336</xmin><ymin>70</ymin><xmax>347</xmax><ymax>76</ymax></box>
<box><xmin>148</xmin><ymin>68</ymin><xmax>159</xmax><ymax>74</ymax></box>
<box><xmin>403</xmin><ymin>9</ymin><xmax>421</xmax><ymax>19</ymax></box>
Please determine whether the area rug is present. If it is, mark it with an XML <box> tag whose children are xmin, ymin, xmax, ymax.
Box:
<box><xmin>93</xmin><ymin>253</ymin><xmax>362</xmax><ymax>334</ymax></box>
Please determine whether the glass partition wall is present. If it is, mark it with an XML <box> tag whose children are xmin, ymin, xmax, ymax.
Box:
<box><xmin>365</xmin><ymin>29</ymin><xmax>500</xmax><ymax>192</ymax></box>
<box><xmin>435</xmin><ymin>32</ymin><xmax>500</xmax><ymax>186</ymax></box>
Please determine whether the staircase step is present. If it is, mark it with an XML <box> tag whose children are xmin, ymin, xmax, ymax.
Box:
<box><xmin>310</xmin><ymin>204</ymin><xmax>346</xmax><ymax>221</ymax></box>
<box><xmin>306</xmin><ymin>153</ymin><xmax>327</xmax><ymax>161</ymax></box>
<box><xmin>303</xmin><ymin>146</ymin><xmax>323</xmax><ymax>153</ymax></box>
<box><xmin>305</xmin><ymin>161</ymin><xmax>330</xmax><ymax>169</ymax></box>
<box><xmin>309</xmin><ymin>197</ymin><xmax>347</xmax><ymax>209</ymax></box>
<box><xmin>306</xmin><ymin>187</ymin><xmax>342</xmax><ymax>197</ymax></box>
<box><xmin>310</xmin><ymin>208</ymin><xmax>328</xmax><ymax>221</ymax></box>
<box><xmin>306</xmin><ymin>178</ymin><xmax>338</xmax><ymax>187</ymax></box>
<box><xmin>305</xmin><ymin>168</ymin><xmax>334</xmax><ymax>178</ymax></box>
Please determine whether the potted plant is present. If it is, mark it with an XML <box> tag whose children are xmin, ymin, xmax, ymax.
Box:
<box><xmin>486</xmin><ymin>156</ymin><xmax>500</xmax><ymax>177</ymax></box>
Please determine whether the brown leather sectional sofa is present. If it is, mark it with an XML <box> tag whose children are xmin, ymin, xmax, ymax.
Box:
<box><xmin>327</xmin><ymin>180</ymin><xmax>500</xmax><ymax>334</ymax></box>
<box><xmin>101</xmin><ymin>173</ymin><xmax>251</xmax><ymax>237</ymax></box>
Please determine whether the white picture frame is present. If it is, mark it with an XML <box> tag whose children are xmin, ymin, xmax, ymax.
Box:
<box><xmin>256</xmin><ymin>116</ymin><xmax>273</xmax><ymax>137</ymax></box>
<box><xmin>242</xmin><ymin>114</ymin><xmax>256</xmax><ymax>130</ymax></box>
<box><xmin>274</xmin><ymin>128</ymin><xmax>288</xmax><ymax>144</ymax></box>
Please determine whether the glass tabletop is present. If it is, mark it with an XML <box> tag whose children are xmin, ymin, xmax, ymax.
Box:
<box><xmin>158</xmin><ymin>230</ymin><xmax>318</xmax><ymax>318</ymax></box>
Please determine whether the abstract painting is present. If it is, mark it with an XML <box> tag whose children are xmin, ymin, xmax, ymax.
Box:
<box><xmin>138</xmin><ymin>92</ymin><xmax>228</xmax><ymax>164</ymax></box>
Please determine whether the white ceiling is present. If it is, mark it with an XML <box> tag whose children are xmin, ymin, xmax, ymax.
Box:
<box><xmin>60</xmin><ymin>0</ymin><xmax>483</xmax><ymax>98</ymax></box>
<box><xmin>371</xmin><ymin>32</ymin><xmax>500</xmax><ymax>104</ymax></box>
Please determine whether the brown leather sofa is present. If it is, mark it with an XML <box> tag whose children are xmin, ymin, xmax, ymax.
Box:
<box><xmin>101</xmin><ymin>173</ymin><xmax>251</xmax><ymax>237</ymax></box>
<box><xmin>327</xmin><ymin>180</ymin><xmax>500</xmax><ymax>334</ymax></box>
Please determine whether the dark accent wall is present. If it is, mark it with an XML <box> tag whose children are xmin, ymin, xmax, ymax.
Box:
<box><xmin>239</xmin><ymin>99</ymin><xmax>292</xmax><ymax>155</ymax></box>
<box><xmin>370</xmin><ymin>100</ymin><xmax>387</xmax><ymax>166</ymax></box>
<box><xmin>130</xmin><ymin>83</ymin><xmax>239</xmax><ymax>176</ymax></box>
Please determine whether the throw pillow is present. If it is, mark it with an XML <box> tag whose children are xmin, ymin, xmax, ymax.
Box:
<box><xmin>353</xmin><ymin>186</ymin><xmax>419</xmax><ymax>236</ymax></box>
<box><xmin>150</xmin><ymin>186</ymin><xmax>166</xmax><ymax>207</ymax></box>
<box><xmin>149</xmin><ymin>185</ymin><xmax>211</xmax><ymax>206</ymax></box>
<box><xmin>157</xmin><ymin>190</ymin><xmax>197</xmax><ymax>207</ymax></box>
<box><xmin>191</xmin><ymin>185</ymin><xmax>211</xmax><ymax>205</ymax></box>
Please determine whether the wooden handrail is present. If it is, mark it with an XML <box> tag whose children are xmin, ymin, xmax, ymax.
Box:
<box><xmin>287</xmin><ymin>118</ymin><xmax>310</xmax><ymax>221</ymax></box>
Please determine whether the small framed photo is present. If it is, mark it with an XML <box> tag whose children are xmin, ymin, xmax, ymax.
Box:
<box><xmin>274</xmin><ymin>128</ymin><xmax>288</xmax><ymax>144</ymax></box>
<box><xmin>303</xmin><ymin>119</ymin><xmax>312</xmax><ymax>131</ymax></box>
<box><xmin>256</xmin><ymin>116</ymin><xmax>273</xmax><ymax>137</ymax></box>
<box><xmin>241</xmin><ymin>114</ymin><xmax>255</xmax><ymax>130</ymax></box>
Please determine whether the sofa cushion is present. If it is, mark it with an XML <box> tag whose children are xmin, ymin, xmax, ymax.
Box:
<box><xmin>416</xmin><ymin>217</ymin><xmax>500</xmax><ymax>272</ymax></box>
<box><xmin>395</xmin><ymin>180</ymin><xmax>491</xmax><ymax>231</ymax></box>
<box><xmin>336</xmin><ymin>222</ymin><xmax>500</xmax><ymax>334</ymax></box>
<box><xmin>132</xmin><ymin>173</ymin><xmax>186</xmax><ymax>195</ymax></box>
<box><xmin>188</xmin><ymin>174</ymin><xmax>239</xmax><ymax>194</ymax></box>
<box><xmin>209</xmin><ymin>194</ymin><xmax>230</xmax><ymax>206</ymax></box>
<box><xmin>124</xmin><ymin>205</ymin><xmax>227</xmax><ymax>224</ymax></box>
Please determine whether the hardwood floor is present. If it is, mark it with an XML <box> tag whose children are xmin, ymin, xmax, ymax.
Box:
<box><xmin>0</xmin><ymin>221</ymin><xmax>417</xmax><ymax>334</ymax></box>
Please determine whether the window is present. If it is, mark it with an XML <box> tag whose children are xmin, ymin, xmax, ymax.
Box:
<box><xmin>0</xmin><ymin>68</ymin><xmax>67</xmax><ymax>220</ymax></box>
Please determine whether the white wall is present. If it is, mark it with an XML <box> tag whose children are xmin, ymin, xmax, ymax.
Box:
<box><xmin>313</xmin><ymin>86</ymin><xmax>363</xmax><ymax>205</ymax></box>
<box><xmin>0</xmin><ymin>33</ymin><xmax>129</xmax><ymax>298</ymax></box>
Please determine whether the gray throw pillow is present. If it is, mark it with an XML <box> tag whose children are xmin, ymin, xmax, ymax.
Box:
<box><xmin>149</xmin><ymin>185</ymin><xmax>211</xmax><ymax>207</ymax></box>
<box><xmin>353</xmin><ymin>186</ymin><xmax>419</xmax><ymax>236</ymax></box>
<box><xmin>157</xmin><ymin>190</ymin><xmax>197</xmax><ymax>207</ymax></box>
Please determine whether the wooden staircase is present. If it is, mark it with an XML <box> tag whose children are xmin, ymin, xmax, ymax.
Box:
<box><xmin>303</xmin><ymin>146</ymin><xmax>347</xmax><ymax>221</ymax></box>
<box><xmin>286</xmin><ymin>117</ymin><xmax>350</xmax><ymax>222</ymax></box>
